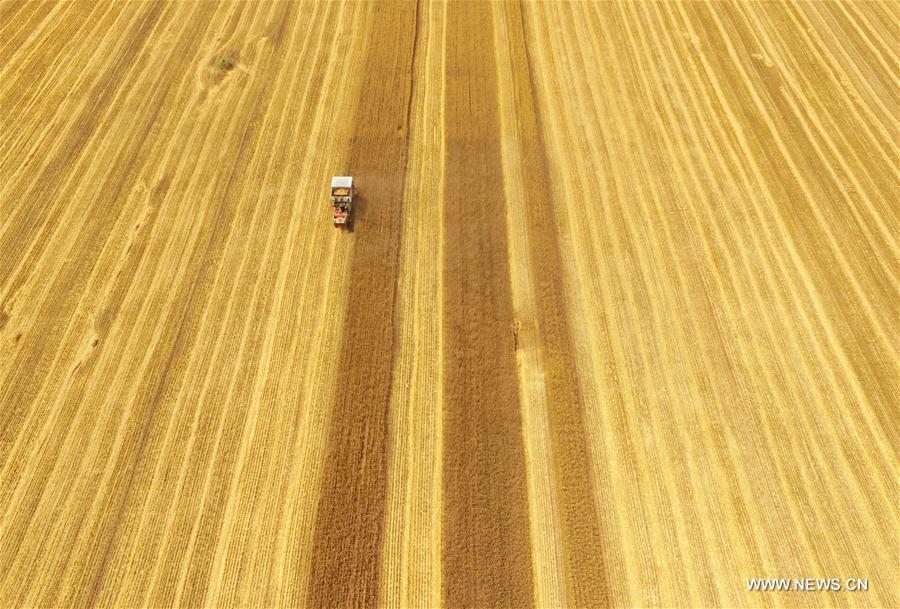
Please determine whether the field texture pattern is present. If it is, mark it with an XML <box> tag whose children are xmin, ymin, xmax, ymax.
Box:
<box><xmin>1</xmin><ymin>1</ymin><xmax>897</xmax><ymax>608</ymax></box>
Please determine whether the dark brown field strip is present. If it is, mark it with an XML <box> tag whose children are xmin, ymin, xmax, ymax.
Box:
<box><xmin>306</xmin><ymin>2</ymin><xmax>419</xmax><ymax>608</ymax></box>
<box><xmin>505</xmin><ymin>3</ymin><xmax>609</xmax><ymax>605</ymax></box>
<box><xmin>442</xmin><ymin>2</ymin><xmax>534</xmax><ymax>608</ymax></box>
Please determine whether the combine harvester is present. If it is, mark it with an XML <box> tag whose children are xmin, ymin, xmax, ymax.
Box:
<box><xmin>331</xmin><ymin>176</ymin><xmax>354</xmax><ymax>229</ymax></box>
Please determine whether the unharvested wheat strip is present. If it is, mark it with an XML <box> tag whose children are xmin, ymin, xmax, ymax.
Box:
<box><xmin>266</xmin><ymin>5</ymin><xmax>372</xmax><ymax>607</ymax></box>
<box><xmin>695</xmin><ymin>3</ymin><xmax>896</xmax><ymax>403</ymax></box>
<box><xmin>628</xmin><ymin>1</ymin><xmax>876</xmax><ymax>588</ymax></box>
<box><xmin>306</xmin><ymin>2</ymin><xmax>419</xmax><ymax>606</ymax></box>
<box><xmin>380</xmin><ymin>1</ymin><xmax>444</xmax><ymax>607</ymax></box>
<box><xmin>656</xmin><ymin>1</ymin><xmax>896</xmax><ymax>536</ymax></box>
<box><xmin>737</xmin><ymin>3</ymin><xmax>898</xmax><ymax>265</ymax></box>
<box><xmin>784</xmin><ymin>2</ymin><xmax>896</xmax><ymax>155</ymax></box>
<box><xmin>441</xmin><ymin>3</ymin><xmax>534</xmax><ymax>608</ymax></box>
<box><xmin>490</xmin><ymin>3</ymin><xmax>566</xmax><ymax>607</ymax></box>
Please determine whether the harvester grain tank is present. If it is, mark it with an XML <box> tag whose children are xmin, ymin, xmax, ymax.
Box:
<box><xmin>331</xmin><ymin>176</ymin><xmax>353</xmax><ymax>228</ymax></box>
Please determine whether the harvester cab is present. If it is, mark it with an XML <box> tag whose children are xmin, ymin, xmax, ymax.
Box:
<box><xmin>331</xmin><ymin>176</ymin><xmax>353</xmax><ymax>228</ymax></box>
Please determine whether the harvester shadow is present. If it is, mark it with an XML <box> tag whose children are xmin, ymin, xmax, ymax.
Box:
<box><xmin>346</xmin><ymin>191</ymin><xmax>367</xmax><ymax>234</ymax></box>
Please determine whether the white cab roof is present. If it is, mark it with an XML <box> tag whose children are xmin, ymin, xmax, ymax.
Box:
<box><xmin>331</xmin><ymin>176</ymin><xmax>352</xmax><ymax>188</ymax></box>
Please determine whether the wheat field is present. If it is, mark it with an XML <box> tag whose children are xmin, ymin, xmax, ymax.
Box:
<box><xmin>0</xmin><ymin>1</ymin><xmax>897</xmax><ymax>608</ymax></box>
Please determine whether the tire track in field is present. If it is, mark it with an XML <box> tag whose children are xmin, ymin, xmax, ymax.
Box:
<box><xmin>502</xmin><ymin>3</ymin><xmax>609</xmax><ymax>606</ymax></box>
<box><xmin>442</xmin><ymin>2</ymin><xmax>534</xmax><ymax>607</ymax></box>
<box><xmin>306</xmin><ymin>2</ymin><xmax>419</xmax><ymax>607</ymax></box>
